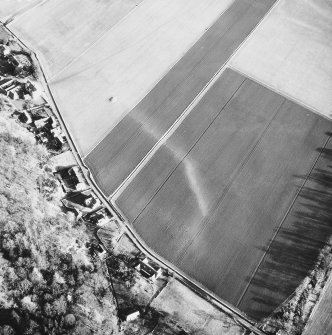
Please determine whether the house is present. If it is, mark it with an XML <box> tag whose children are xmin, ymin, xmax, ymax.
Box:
<box><xmin>0</xmin><ymin>78</ymin><xmax>14</xmax><ymax>90</ymax></box>
<box><xmin>94</xmin><ymin>243</ymin><xmax>107</xmax><ymax>260</ymax></box>
<box><xmin>34</xmin><ymin>116</ymin><xmax>53</xmax><ymax>129</ymax></box>
<box><xmin>0</xmin><ymin>78</ymin><xmax>23</xmax><ymax>100</ymax></box>
<box><xmin>0</xmin><ymin>79</ymin><xmax>14</xmax><ymax>89</ymax></box>
<box><xmin>51</xmin><ymin>126</ymin><xmax>66</xmax><ymax>144</ymax></box>
<box><xmin>54</xmin><ymin>165</ymin><xmax>86</xmax><ymax>192</ymax></box>
<box><xmin>136</xmin><ymin>257</ymin><xmax>162</xmax><ymax>281</ymax></box>
<box><xmin>0</xmin><ymin>78</ymin><xmax>14</xmax><ymax>96</ymax></box>
<box><xmin>13</xmin><ymin>54</ymin><xmax>31</xmax><ymax>69</ymax></box>
<box><xmin>25</xmin><ymin>80</ymin><xmax>36</xmax><ymax>94</ymax></box>
<box><xmin>27</xmin><ymin>106</ymin><xmax>50</xmax><ymax>123</ymax></box>
<box><xmin>61</xmin><ymin>189</ymin><xmax>101</xmax><ymax>218</ymax></box>
<box><xmin>18</xmin><ymin>110</ymin><xmax>33</xmax><ymax>125</ymax></box>
<box><xmin>0</xmin><ymin>45</ymin><xmax>10</xmax><ymax>57</ymax></box>
<box><xmin>83</xmin><ymin>207</ymin><xmax>112</xmax><ymax>226</ymax></box>
<box><xmin>6</xmin><ymin>85</ymin><xmax>20</xmax><ymax>100</ymax></box>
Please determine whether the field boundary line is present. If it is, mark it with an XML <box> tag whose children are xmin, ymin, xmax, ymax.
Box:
<box><xmin>236</xmin><ymin>132</ymin><xmax>332</xmax><ymax>308</ymax></box>
<box><xmin>176</xmin><ymin>97</ymin><xmax>286</xmax><ymax>263</ymax></box>
<box><xmin>85</xmin><ymin>0</ymin><xmax>257</xmax><ymax>168</ymax></box>
<box><xmin>229</xmin><ymin>66</ymin><xmax>328</xmax><ymax>120</ymax></box>
<box><xmin>4</xmin><ymin>0</ymin><xmax>50</xmax><ymax>26</ymax></box>
<box><xmin>49</xmin><ymin>0</ymin><xmax>233</xmax><ymax>87</ymax></box>
<box><xmin>46</xmin><ymin>0</ymin><xmax>147</xmax><ymax>82</ymax></box>
<box><xmin>127</xmin><ymin>78</ymin><xmax>247</xmax><ymax>224</ymax></box>
<box><xmin>83</xmin><ymin>0</ymin><xmax>241</xmax><ymax>159</ymax></box>
<box><xmin>111</xmin><ymin>0</ymin><xmax>283</xmax><ymax>200</ymax></box>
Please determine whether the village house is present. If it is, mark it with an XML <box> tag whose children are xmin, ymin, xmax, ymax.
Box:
<box><xmin>83</xmin><ymin>207</ymin><xmax>112</xmax><ymax>226</ymax></box>
<box><xmin>0</xmin><ymin>44</ymin><xmax>10</xmax><ymax>57</ymax></box>
<box><xmin>61</xmin><ymin>189</ymin><xmax>101</xmax><ymax>218</ymax></box>
<box><xmin>95</xmin><ymin>243</ymin><xmax>107</xmax><ymax>260</ymax></box>
<box><xmin>34</xmin><ymin>115</ymin><xmax>56</xmax><ymax>130</ymax></box>
<box><xmin>0</xmin><ymin>77</ymin><xmax>13</xmax><ymax>90</ymax></box>
<box><xmin>27</xmin><ymin>105</ymin><xmax>50</xmax><ymax>122</ymax></box>
<box><xmin>136</xmin><ymin>257</ymin><xmax>162</xmax><ymax>281</ymax></box>
<box><xmin>34</xmin><ymin>115</ymin><xmax>67</xmax><ymax>151</ymax></box>
<box><xmin>54</xmin><ymin>165</ymin><xmax>86</xmax><ymax>192</ymax></box>
<box><xmin>51</xmin><ymin>126</ymin><xmax>66</xmax><ymax>144</ymax></box>
<box><xmin>0</xmin><ymin>77</ymin><xmax>29</xmax><ymax>100</ymax></box>
<box><xmin>0</xmin><ymin>78</ymin><xmax>18</xmax><ymax>99</ymax></box>
<box><xmin>12</xmin><ymin>53</ymin><xmax>32</xmax><ymax>69</ymax></box>
<box><xmin>6</xmin><ymin>85</ymin><xmax>20</xmax><ymax>100</ymax></box>
<box><xmin>18</xmin><ymin>110</ymin><xmax>33</xmax><ymax>125</ymax></box>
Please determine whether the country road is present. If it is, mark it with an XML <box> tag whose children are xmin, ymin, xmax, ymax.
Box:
<box><xmin>0</xmin><ymin>22</ymin><xmax>268</xmax><ymax>335</ymax></box>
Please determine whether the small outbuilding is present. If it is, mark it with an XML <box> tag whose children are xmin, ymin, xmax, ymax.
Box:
<box><xmin>119</xmin><ymin>309</ymin><xmax>140</xmax><ymax>322</ymax></box>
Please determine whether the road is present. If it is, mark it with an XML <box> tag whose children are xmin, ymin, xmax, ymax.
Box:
<box><xmin>1</xmin><ymin>23</ymin><xmax>268</xmax><ymax>335</ymax></box>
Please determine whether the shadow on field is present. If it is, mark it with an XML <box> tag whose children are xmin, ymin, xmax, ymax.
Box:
<box><xmin>239</xmin><ymin>143</ymin><xmax>332</xmax><ymax>321</ymax></box>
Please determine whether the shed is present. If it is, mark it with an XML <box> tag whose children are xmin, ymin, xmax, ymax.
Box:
<box><xmin>119</xmin><ymin>309</ymin><xmax>140</xmax><ymax>322</ymax></box>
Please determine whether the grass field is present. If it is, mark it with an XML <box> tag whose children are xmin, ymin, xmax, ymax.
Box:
<box><xmin>115</xmin><ymin>69</ymin><xmax>332</xmax><ymax>320</ymax></box>
<box><xmin>10</xmin><ymin>0</ymin><xmax>237</xmax><ymax>155</ymax></box>
<box><xmin>85</xmin><ymin>0</ymin><xmax>276</xmax><ymax>196</ymax></box>
<box><xmin>151</xmin><ymin>278</ymin><xmax>243</xmax><ymax>335</ymax></box>
<box><xmin>230</xmin><ymin>0</ymin><xmax>332</xmax><ymax>118</ymax></box>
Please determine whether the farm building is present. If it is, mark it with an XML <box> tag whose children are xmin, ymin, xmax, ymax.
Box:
<box><xmin>136</xmin><ymin>258</ymin><xmax>162</xmax><ymax>282</ymax></box>
<box><xmin>50</xmin><ymin>126</ymin><xmax>66</xmax><ymax>144</ymax></box>
<box><xmin>61</xmin><ymin>189</ymin><xmax>101</xmax><ymax>217</ymax></box>
<box><xmin>94</xmin><ymin>243</ymin><xmax>107</xmax><ymax>260</ymax></box>
<box><xmin>12</xmin><ymin>53</ymin><xmax>31</xmax><ymax>68</ymax></box>
<box><xmin>0</xmin><ymin>78</ymin><xmax>23</xmax><ymax>99</ymax></box>
<box><xmin>83</xmin><ymin>207</ymin><xmax>112</xmax><ymax>226</ymax></box>
<box><xmin>34</xmin><ymin>116</ymin><xmax>55</xmax><ymax>129</ymax></box>
<box><xmin>18</xmin><ymin>110</ymin><xmax>33</xmax><ymax>125</ymax></box>
<box><xmin>54</xmin><ymin>165</ymin><xmax>86</xmax><ymax>192</ymax></box>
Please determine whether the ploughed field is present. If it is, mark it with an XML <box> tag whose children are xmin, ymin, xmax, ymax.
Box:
<box><xmin>9</xmin><ymin>0</ymin><xmax>240</xmax><ymax>155</ymax></box>
<box><xmin>80</xmin><ymin>0</ymin><xmax>332</xmax><ymax>320</ymax></box>
<box><xmin>116</xmin><ymin>69</ymin><xmax>332</xmax><ymax>320</ymax></box>
<box><xmin>85</xmin><ymin>0</ymin><xmax>276</xmax><ymax>195</ymax></box>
